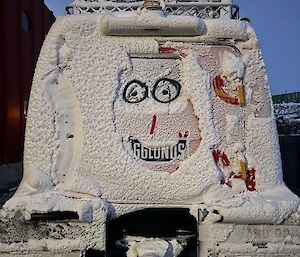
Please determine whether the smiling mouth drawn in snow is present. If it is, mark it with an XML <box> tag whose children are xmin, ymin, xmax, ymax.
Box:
<box><xmin>129</xmin><ymin>135</ymin><xmax>188</xmax><ymax>162</ymax></box>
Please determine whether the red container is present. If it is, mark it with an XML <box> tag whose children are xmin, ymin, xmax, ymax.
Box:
<box><xmin>0</xmin><ymin>0</ymin><xmax>55</xmax><ymax>164</ymax></box>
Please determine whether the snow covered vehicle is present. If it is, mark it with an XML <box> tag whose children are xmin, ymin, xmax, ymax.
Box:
<box><xmin>1</xmin><ymin>0</ymin><xmax>300</xmax><ymax>257</ymax></box>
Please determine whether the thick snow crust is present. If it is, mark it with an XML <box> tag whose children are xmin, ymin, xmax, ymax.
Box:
<box><xmin>70</xmin><ymin>0</ymin><xmax>233</xmax><ymax>9</ymax></box>
<box><xmin>100</xmin><ymin>10</ymin><xmax>206</xmax><ymax>36</ymax></box>
<box><xmin>199</xmin><ymin>223</ymin><xmax>300</xmax><ymax>256</ymax></box>
<box><xmin>125</xmin><ymin>236</ymin><xmax>184</xmax><ymax>257</ymax></box>
<box><xmin>1</xmin><ymin>10</ymin><xmax>299</xmax><ymax>253</ymax></box>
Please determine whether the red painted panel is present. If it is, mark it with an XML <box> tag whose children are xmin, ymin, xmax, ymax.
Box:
<box><xmin>0</xmin><ymin>0</ymin><xmax>55</xmax><ymax>164</ymax></box>
<box><xmin>20</xmin><ymin>0</ymin><xmax>34</xmax><ymax>150</ymax></box>
<box><xmin>2</xmin><ymin>0</ymin><xmax>22</xmax><ymax>163</ymax></box>
<box><xmin>0</xmin><ymin>0</ymin><xmax>6</xmax><ymax>163</ymax></box>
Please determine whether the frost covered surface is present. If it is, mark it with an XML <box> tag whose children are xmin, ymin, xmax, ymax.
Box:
<box><xmin>274</xmin><ymin>103</ymin><xmax>300</xmax><ymax>121</ymax></box>
<box><xmin>0</xmin><ymin>194</ymin><xmax>107</xmax><ymax>253</ymax></box>
<box><xmin>125</xmin><ymin>236</ymin><xmax>185</xmax><ymax>257</ymax></box>
<box><xmin>100</xmin><ymin>10</ymin><xmax>206</xmax><ymax>36</ymax></box>
<box><xmin>1</xmin><ymin>9</ymin><xmax>300</xmax><ymax>254</ymax></box>
<box><xmin>199</xmin><ymin>223</ymin><xmax>300</xmax><ymax>256</ymax></box>
<box><xmin>2</xmin><ymin>191</ymin><xmax>107</xmax><ymax>222</ymax></box>
<box><xmin>202</xmin><ymin>19</ymin><xmax>247</xmax><ymax>41</ymax></box>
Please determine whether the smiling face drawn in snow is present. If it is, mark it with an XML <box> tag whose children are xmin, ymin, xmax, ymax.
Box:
<box><xmin>114</xmin><ymin>56</ymin><xmax>201</xmax><ymax>173</ymax></box>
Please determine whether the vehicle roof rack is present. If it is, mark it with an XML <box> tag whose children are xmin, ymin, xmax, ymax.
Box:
<box><xmin>66</xmin><ymin>0</ymin><xmax>239</xmax><ymax>19</ymax></box>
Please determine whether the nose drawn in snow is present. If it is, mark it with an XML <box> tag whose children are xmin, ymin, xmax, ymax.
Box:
<box><xmin>149</xmin><ymin>115</ymin><xmax>157</xmax><ymax>135</ymax></box>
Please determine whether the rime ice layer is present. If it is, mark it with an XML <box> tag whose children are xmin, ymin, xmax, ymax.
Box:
<box><xmin>1</xmin><ymin>10</ymin><xmax>299</xmax><ymax>253</ymax></box>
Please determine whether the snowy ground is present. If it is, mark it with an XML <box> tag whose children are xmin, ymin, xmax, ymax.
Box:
<box><xmin>274</xmin><ymin>103</ymin><xmax>300</xmax><ymax>135</ymax></box>
<box><xmin>274</xmin><ymin>103</ymin><xmax>300</xmax><ymax>122</ymax></box>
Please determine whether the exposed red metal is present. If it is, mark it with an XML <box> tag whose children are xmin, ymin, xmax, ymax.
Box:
<box><xmin>213</xmin><ymin>149</ymin><xmax>230</xmax><ymax>167</ymax></box>
<box><xmin>233</xmin><ymin>174</ymin><xmax>242</xmax><ymax>179</ymax></box>
<box><xmin>232</xmin><ymin>169</ymin><xmax>256</xmax><ymax>191</ymax></box>
<box><xmin>213</xmin><ymin>75</ymin><xmax>239</xmax><ymax>105</ymax></box>
<box><xmin>246</xmin><ymin>169</ymin><xmax>256</xmax><ymax>191</ymax></box>
<box><xmin>159</xmin><ymin>47</ymin><xmax>177</xmax><ymax>54</ymax></box>
<box><xmin>149</xmin><ymin>115</ymin><xmax>157</xmax><ymax>135</ymax></box>
<box><xmin>213</xmin><ymin>149</ymin><xmax>221</xmax><ymax>163</ymax></box>
<box><xmin>214</xmin><ymin>148</ymin><xmax>256</xmax><ymax>191</ymax></box>
<box><xmin>220</xmin><ymin>152</ymin><xmax>230</xmax><ymax>166</ymax></box>
<box><xmin>159</xmin><ymin>47</ymin><xmax>187</xmax><ymax>58</ymax></box>
<box><xmin>0</xmin><ymin>0</ymin><xmax>55</xmax><ymax>164</ymax></box>
<box><xmin>179</xmin><ymin>131</ymin><xmax>189</xmax><ymax>138</ymax></box>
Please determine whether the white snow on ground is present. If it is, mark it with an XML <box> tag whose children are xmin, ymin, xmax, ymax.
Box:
<box><xmin>274</xmin><ymin>103</ymin><xmax>300</xmax><ymax>121</ymax></box>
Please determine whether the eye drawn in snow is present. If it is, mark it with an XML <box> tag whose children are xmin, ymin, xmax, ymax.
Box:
<box><xmin>114</xmin><ymin>56</ymin><xmax>201</xmax><ymax>173</ymax></box>
<box><xmin>123</xmin><ymin>78</ymin><xmax>181</xmax><ymax>104</ymax></box>
<box><xmin>152</xmin><ymin>78</ymin><xmax>181</xmax><ymax>103</ymax></box>
<box><xmin>123</xmin><ymin>80</ymin><xmax>148</xmax><ymax>103</ymax></box>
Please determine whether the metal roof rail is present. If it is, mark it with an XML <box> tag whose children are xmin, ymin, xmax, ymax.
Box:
<box><xmin>66</xmin><ymin>0</ymin><xmax>239</xmax><ymax>19</ymax></box>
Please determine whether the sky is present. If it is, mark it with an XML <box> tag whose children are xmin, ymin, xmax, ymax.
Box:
<box><xmin>44</xmin><ymin>0</ymin><xmax>300</xmax><ymax>95</ymax></box>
